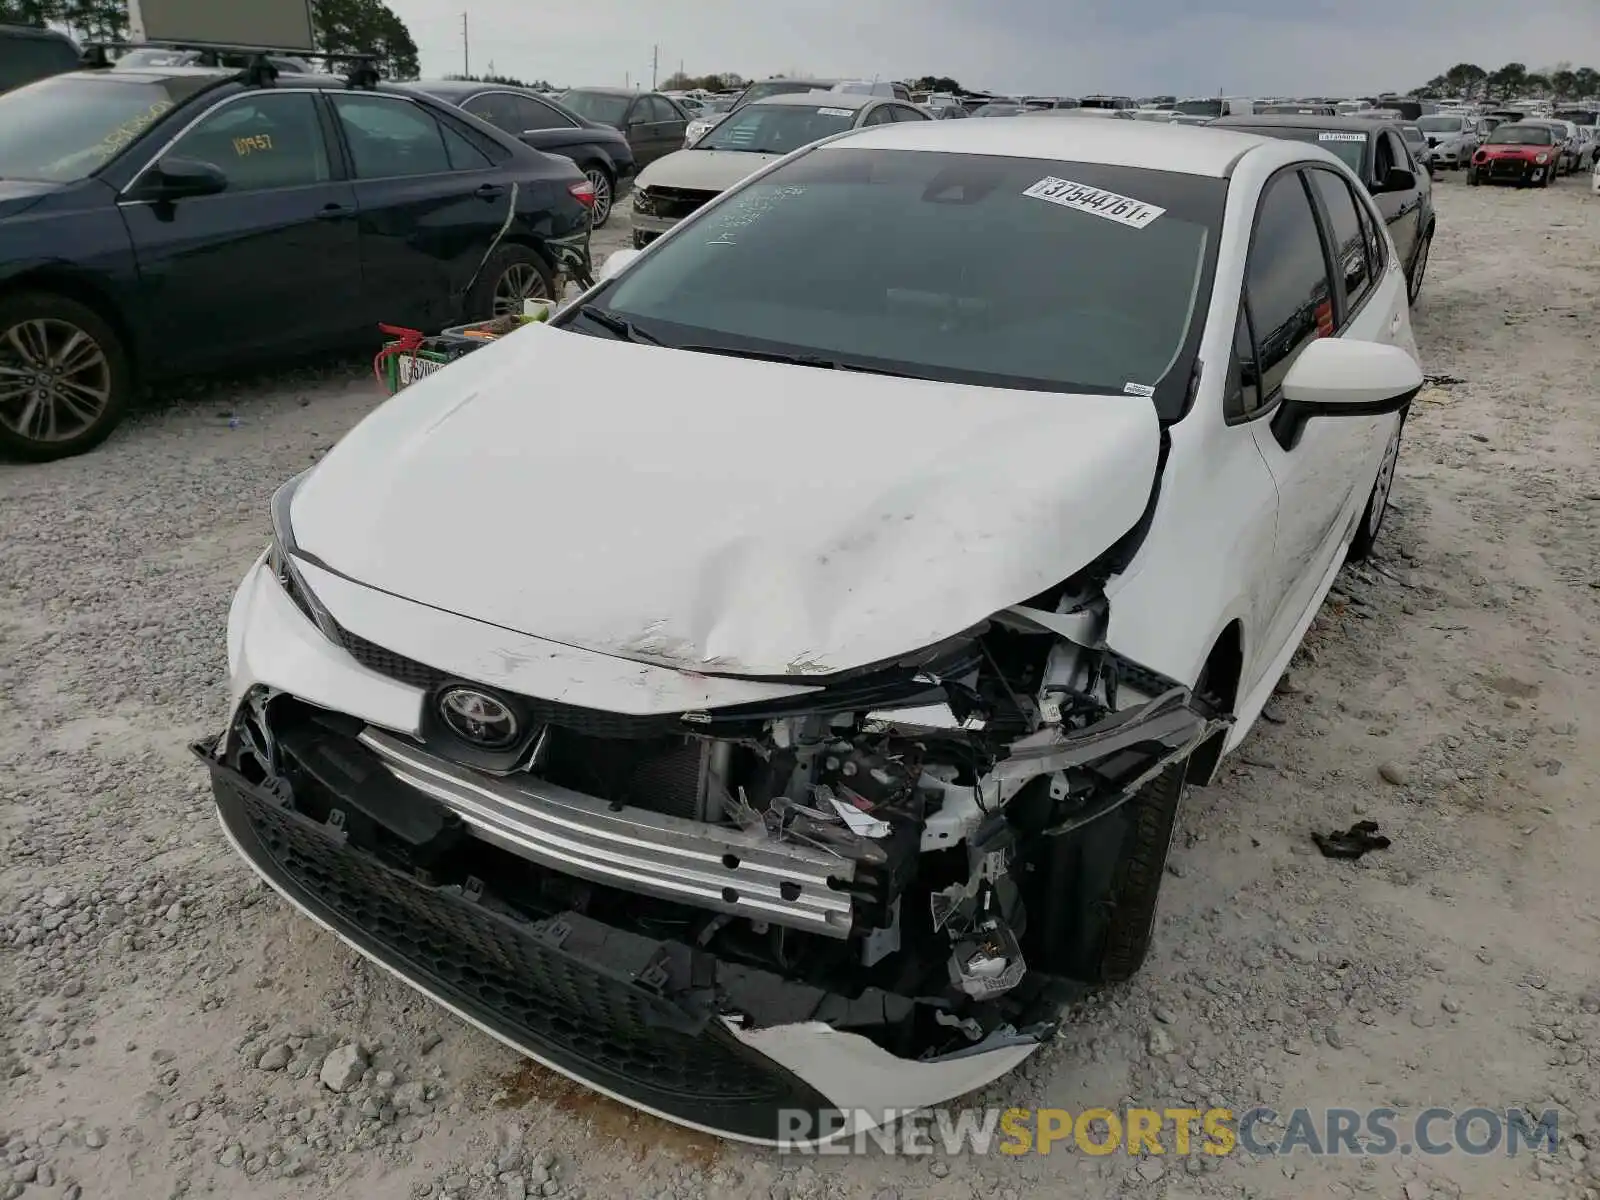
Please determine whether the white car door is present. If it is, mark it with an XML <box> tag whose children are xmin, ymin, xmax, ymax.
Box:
<box><xmin>1238</xmin><ymin>165</ymin><xmax>1407</xmax><ymax>685</ymax></box>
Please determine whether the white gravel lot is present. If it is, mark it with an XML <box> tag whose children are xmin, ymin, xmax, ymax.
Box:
<box><xmin>2</xmin><ymin>175</ymin><xmax>1597</xmax><ymax>1200</ymax></box>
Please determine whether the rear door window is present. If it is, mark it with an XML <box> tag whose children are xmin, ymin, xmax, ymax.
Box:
<box><xmin>332</xmin><ymin>94</ymin><xmax>452</xmax><ymax>179</ymax></box>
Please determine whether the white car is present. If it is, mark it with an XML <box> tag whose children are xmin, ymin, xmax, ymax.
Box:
<box><xmin>203</xmin><ymin>118</ymin><xmax>1422</xmax><ymax>1145</ymax></box>
<box><xmin>1415</xmin><ymin>113</ymin><xmax>1479</xmax><ymax>168</ymax></box>
<box><xmin>630</xmin><ymin>91</ymin><xmax>929</xmax><ymax>248</ymax></box>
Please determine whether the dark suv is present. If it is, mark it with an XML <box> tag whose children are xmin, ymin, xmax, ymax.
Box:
<box><xmin>0</xmin><ymin>24</ymin><xmax>80</xmax><ymax>92</ymax></box>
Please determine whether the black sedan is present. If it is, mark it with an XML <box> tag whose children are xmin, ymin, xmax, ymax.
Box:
<box><xmin>557</xmin><ymin>88</ymin><xmax>689</xmax><ymax>169</ymax></box>
<box><xmin>1212</xmin><ymin>114</ymin><xmax>1436</xmax><ymax>305</ymax></box>
<box><xmin>407</xmin><ymin>80</ymin><xmax>636</xmax><ymax>226</ymax></box>
<box><xmin>0</xmin><ymin>65</ymin><xmax>596</xmax><ymax>461</ymax></box>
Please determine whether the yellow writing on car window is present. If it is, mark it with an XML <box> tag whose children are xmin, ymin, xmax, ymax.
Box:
<box><xmin>93</xmin><ymin>100</ymin><xmax>175</xmax><ymax>161</ymax></box>
<box><xmin>233</xmin><ymin>133</ymin><xmax>274</xmax><ymax>156</ymax></box>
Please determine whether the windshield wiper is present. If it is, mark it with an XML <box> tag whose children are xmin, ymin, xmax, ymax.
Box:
<box><xmin>570</xmin><ymin>304</ymin><xmax>665</xmax><ymax>346</ymax></box>
<box><xmin>681</xmin><ymin>345</ymin><xmax>924</xmax><ymax>378</ymax></box>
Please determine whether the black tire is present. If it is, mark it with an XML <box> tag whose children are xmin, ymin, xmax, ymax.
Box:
<box><xmin>1348</xmin><ymin>407</ymin><xmax>1406</xmax><ymax>562</ymax></box>
<box><xmin>631</xmin><ymin>230</ymin><xmax>651</xmax><ymax>251</ymax></box>
<box><xmin>1040</xmin><ymin>758</ymin><xmax>1191</xmax><ymax>985</ymax></box>
<box><xmin>581</xmin><ymin>162</ymin><xmax>615</xmax><ymax>228</ymax></box>
<box><xmin>0</xmin><ymin>291</ymin><xmax>131</xmax><ymax>462</ymax></box>
<box><xmin>1407</xmin><ymin>233</ymin><xmax>1431</xmax><ymax>305</ymax></box>
<box><xmin>465</xmin><ymin>244</ymin><xmax>556</xmax><ymax>321</ymax></box>
<box><xmin>1467</xmin><ymin>167</ymin><xmax>1480</xmax><ymax>185</ymax></box>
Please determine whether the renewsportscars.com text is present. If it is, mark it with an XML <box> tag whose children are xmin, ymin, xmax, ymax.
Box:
<box><xmin>778</xmin><ymin>1106</ymin><xmax>1560</xmax><ymax>1157</ymax></box>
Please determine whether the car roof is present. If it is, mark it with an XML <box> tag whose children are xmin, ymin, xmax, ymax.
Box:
<box><xmin>751</xmin><ymin>90</ymin><xmax>876</xmax><ymax>110</ymax></box>
<box><xmin>825</xmin><ymin>117</ymin><xmax>1271</xmax><ymax>177</ymax></box>
<box><xmin>1212</xmin><ymin>114</ymin><xmax>1386</xmax><ymax>133</ymax></box>
<box><xmin>408</xmin><ymin>78</ymin><xmax>511</xmax><ymax>96</ymax></box>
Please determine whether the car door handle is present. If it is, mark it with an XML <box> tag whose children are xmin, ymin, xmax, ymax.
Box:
<box><xmin>315</xmin><ymin>203</ymin><xmax>354</xmax><ymax>221</ymax></box>
<box><xmin>475</xmin><ymin>183</ymin><xmax>507</xmax><ymax>199</ymax></box>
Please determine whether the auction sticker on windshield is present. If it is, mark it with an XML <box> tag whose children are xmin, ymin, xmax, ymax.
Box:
<box><xmin>1022</xmin><ymin>177</ymin><xmax>1165</xmax><ymax>228</ymax></box>
<box><xmin>817</xmin><ymin>107</ymin><xmax>854</xmax><ymax>117</ymax></box>
<box><xmin>1319</xmin><ymin>132</ymin><xmax>1367</xmax><ymax>142</ymax></box>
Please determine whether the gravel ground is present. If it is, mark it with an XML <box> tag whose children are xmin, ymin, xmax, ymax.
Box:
<box><xmin>2</xmin><ymin>176</ymin><xmax>1597</xmax><ymax>1200</ymax></box>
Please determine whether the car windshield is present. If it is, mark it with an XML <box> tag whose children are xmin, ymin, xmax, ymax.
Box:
<box><xmin>1417</xmin><ymin>116</ymin><xmax>1464</xmax><ymax>133</ymax></box>
<box><xmin>587</xmin><ymin>148</ymin><xmax>1223</xmax><ymax>414</ymax></box>
<box><xmin>737</xmin><ymin>81</ymin><xmax>832</xmax><ymax>109</ymax></box>
<box><xmin>1488</xmin><ymin>125</ymin><xmax>1552</xmax><ymax>145</ymax></box>
<box><xmin>696</xmin><ymin>103</ymin><xmax>858</xmax><ymax>153</ymax></box>
<box><xmin>560</xmin><ymin>90</ymin><xmax>630</xmax><ymax>124</ymax></box>
<box><xmin>1173</xmin><ymin>99</ymin><xmax>1223</xmax><ymax>117</ymax></box>
<box><xmin>0</xmin><ymin>73</ymin><xmax>213</xmax><ymax>182</ymax></box>
<box><xmin>1229</xmin><ymin>126</ymin><xmax>1369</xmax><ymax>172</ymax></box>
<box><xmin>1402</xmin><ymin>127</ymin><xmax>1425</xmax><ymax>146</ymax></box>
<box><xmin>971</xmin><ymin>103</ymin><xmax>1023</xmax><ymax>117</ymax></box>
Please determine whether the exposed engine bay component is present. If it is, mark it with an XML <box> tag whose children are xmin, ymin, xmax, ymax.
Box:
<box><xmin>205</xmin><ymin>581</ymin><xmax>1230</xmax><ymax>1141</ymax></box>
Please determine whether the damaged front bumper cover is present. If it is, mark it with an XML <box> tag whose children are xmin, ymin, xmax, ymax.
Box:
<box><xmin>199</xmin><ymin>748</ymin><xmax>1051</xmax><ymax>1144</ymax></box>
<box><xmin>196</xmin><ymin>660</ymin><xmax>1224</xmax><ymax>1142</ymax></box>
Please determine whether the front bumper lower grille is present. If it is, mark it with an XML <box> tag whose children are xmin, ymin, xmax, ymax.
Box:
<box><xmin>201</xmin><ymin>753</ymin><xmax>833</xmax><ymax>1139</ymax></box>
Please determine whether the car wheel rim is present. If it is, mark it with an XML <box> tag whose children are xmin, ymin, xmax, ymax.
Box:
<box><xmin>585</xmin><ymin>170</ymin><xmax>612</xmax><ymax>224</ymax></box>
<box><xmin>1369</xmin><ymin>424</ymin><xmax>1401</xmax><ymax>538</ymax></box>
<box><xmin>0</xmin><ymin>318</ymin><xmax>112</xmax><ymax>444</ymax></box>
<box><xmin>492</xmin><ymin>263</ymin><xmax>549</xmax><ymax>318</ymax></box>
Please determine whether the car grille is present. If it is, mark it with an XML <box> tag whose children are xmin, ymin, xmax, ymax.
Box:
<box><xmin>642</xmin><ymin>185</ymin><xmax>718</xmax><ymax>220</ymax></box>
<box><xmin>334</xmin><ymin>624</ymin><xmax>682</xmax><ymax>738</ymax></box>
<box><xmin>1485</xmin><ymin>157</ymin><xmax>1532</xmax><ymax>179</ymax></box>
<box><xmin>206</xmin><ymin>760</ymin><xmax>829</xmax><ymax>1137</ymax></box>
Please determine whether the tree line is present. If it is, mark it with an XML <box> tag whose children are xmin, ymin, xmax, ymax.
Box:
<box><xmin>657</xmin><ymin>72</ymin><xmax>968</xmax><ymax>94</ymax></box>
<box><xmin>0</xmin><ymin>0</ymin><xmax>420</xmax><ymax>79</ymax></box>
<box><xmin>1413</xmin><ymin>61</ymin><xmax>1599</xmax><ymax>102</ymax></box>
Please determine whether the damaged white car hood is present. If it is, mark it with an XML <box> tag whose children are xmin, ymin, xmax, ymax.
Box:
<box><xmin>292</xmin><ymin>325</ymin><xmax>1161</xmax><ymax>678</ymax></box>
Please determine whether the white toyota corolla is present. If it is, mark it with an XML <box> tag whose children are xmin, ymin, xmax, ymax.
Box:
<box><xmin>200</xmin><ymin>118</ymin><xmax>1423</xmax><ymax>1144</ymax></box>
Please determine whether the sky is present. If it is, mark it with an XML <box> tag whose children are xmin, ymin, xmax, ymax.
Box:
<box><xmin>385</xmin><ymin>0</ymin><xmax>1600</xmax><ymax>97</ymax></box>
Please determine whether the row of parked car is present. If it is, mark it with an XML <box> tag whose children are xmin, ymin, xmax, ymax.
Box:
<box><xmin>0</xmin><ymin>44</ymin><xmax>626</xmax><ymax>460</ymax></box>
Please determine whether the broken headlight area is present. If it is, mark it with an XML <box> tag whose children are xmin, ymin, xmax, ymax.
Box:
<box><xmin>210</xmin><ymin>607</ymin><xmax>1224</xmax><ymax>1061</ymax></box>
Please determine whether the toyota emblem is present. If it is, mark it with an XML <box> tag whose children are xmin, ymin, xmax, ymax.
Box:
<box><xmin>437</xmin><ymin>686</ymin><xmax>519</xmax><ymax>748</ymax></box>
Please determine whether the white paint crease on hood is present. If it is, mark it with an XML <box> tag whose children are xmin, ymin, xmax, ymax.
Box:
<box><xmin>636</xmin><ymin>148</ymin><xmax>782</xmax><ymax>194</ymax></box>
<box><xmin>291</xmin><ymin>324</ymin><xmax>1161</xmax><ymax>679</ymax></box>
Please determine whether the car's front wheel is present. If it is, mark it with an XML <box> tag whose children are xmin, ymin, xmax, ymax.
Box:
<box><xmin>1467</xmin><ymin>166</ymin><xmax>1480</xmax><ymax>185</ymax></box>
<box><xmin>1348</xmin><ymin>409</ymin><xmax>1406</xmax><ymax>562</ymax></box>
<box><xmin>0</xmin><ymin>292</ymin><xmax>130</xmax><ymax>462</ymax></box>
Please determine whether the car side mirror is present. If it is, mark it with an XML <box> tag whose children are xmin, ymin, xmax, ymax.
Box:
<box><xmin>599</xmin><ymin>248</ymin><xmax>641</xmax><ymax>281</ymax></box>
<box><xmin>1271</xmin><ymin>338</ymin><xmax>1423</xmax><ymax>450</ymax></box>
<box><xmin>1377</xmin><ymin>166</ymin><xmax>1415</xmax><ymax>193</ymax></box>
<box><xmin>142</xmin><ymin>156</ymin><xmax>228</xmax><ymax>201</ymax></box>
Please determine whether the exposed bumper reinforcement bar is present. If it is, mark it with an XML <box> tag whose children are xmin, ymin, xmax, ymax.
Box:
<box><xmin>359</xmin><ymin>729</ymin><xmax>858</xmax><ymax>938</ymax></box>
